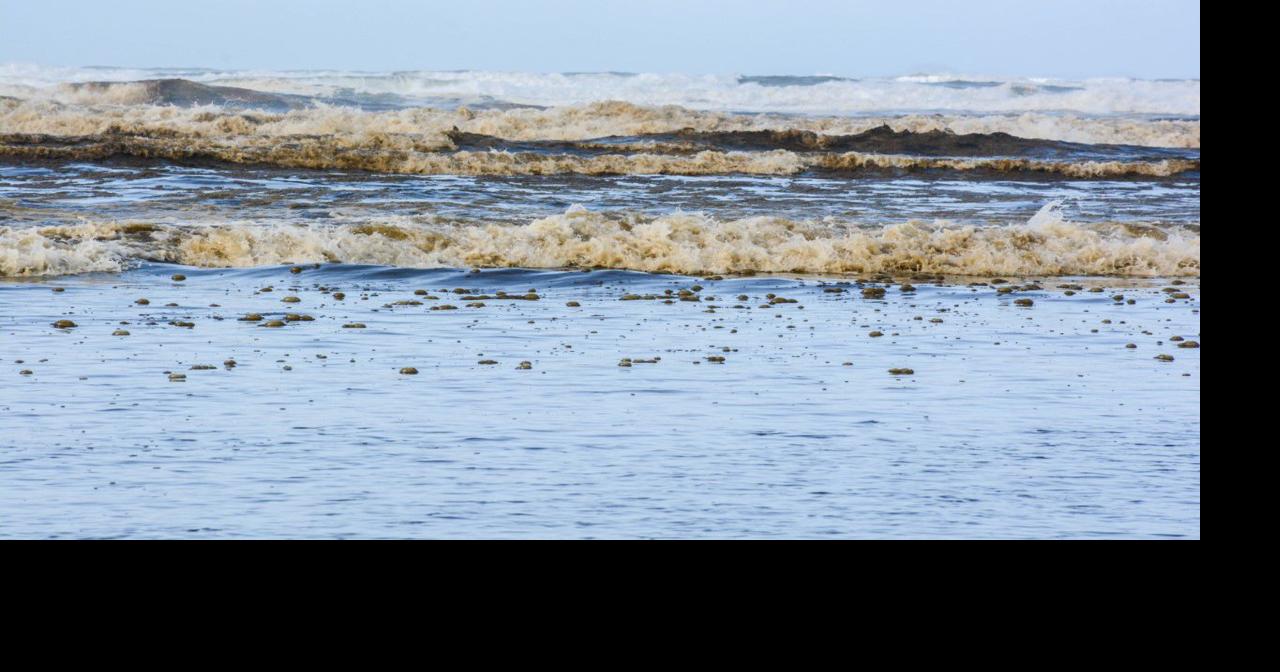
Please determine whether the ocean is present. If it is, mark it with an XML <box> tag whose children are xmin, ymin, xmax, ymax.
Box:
<box><xmin>0</xmin><ymin>66</ymin><xmax>1200</xmax><ymax>538</ymax></box>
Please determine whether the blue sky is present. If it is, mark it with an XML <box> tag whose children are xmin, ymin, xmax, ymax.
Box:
<box><xmin>0</xmin><ymin>0</ymin><xmax>1200</xmax><ymax>78</ymax></box>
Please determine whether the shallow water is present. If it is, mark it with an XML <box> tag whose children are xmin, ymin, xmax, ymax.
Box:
<box><xmin>0</xmin><ymin>66</ymin><xmax>1200</xmax><ymax>538</ymax></box>
<box><xmin>1</xmin><ymin>265</ymin><xmax>1200</xmax><ymax>538</ymax></box>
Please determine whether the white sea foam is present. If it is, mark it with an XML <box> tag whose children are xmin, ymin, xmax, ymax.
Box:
<box><xmin>0</xmin><ymin>96</ymin><xmax>1201</xmax><ymax>149</ymax></box>
<box><xmin>0</xmin><ymin>64</ymin><xmax>1201</xmax><ymax>117</ymax></box>
<box><xmin>0</xmin><ymin>205</ymin><xmax>1200</xmax><ymax>278</ymax></box>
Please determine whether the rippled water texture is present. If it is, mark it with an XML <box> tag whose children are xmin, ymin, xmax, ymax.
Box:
<box><xmin>1</xmin><ymin>267</ymin><xmax>1200</xmax><ymax>538</ymax></box>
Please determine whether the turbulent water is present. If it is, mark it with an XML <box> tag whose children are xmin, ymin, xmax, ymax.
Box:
<box><xmin>1</xmin><ymin>67</ymin><xmax>1199</xmax><ymax>279</ymax></box>
<box><xmin>1</xmin><ymin>66</ymin><xmax>1199</xmax><ymax>538</ymax></box>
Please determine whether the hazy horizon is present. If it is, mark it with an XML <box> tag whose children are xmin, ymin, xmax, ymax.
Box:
<box><xmin>0</xmin><ymin>0</ymin><xmax>1200</xmax><ymax>79</ymax></box>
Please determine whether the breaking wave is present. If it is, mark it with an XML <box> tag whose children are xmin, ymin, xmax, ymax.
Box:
<box><xmin>0</xmin><ymin>136</ymin><xmax>1196</xmax><ymax>178</ymax></box>
<box><xmin>0</xmin><ymin>95</ymin><xmax>1199</xmax><ymax>178</ymax></box>
<box><xmin>0</xmin><ymin>96</ymin><xmax>1201</xmax><ymax>151</ymax></box>
<box><xmin>0</xmin><ymin>65</ymin><xmax>1201</xmax><ymax>117</ymax></box>
<box><xmin>1</xmin><ymin>204</ymin><xmax>1200</xmax><ymax>278</ymax></box>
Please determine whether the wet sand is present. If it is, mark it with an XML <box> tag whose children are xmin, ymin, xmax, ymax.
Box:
<box><xmin>0</xmin><ymin>265</ymin><xmax>1200</xmax><ymax>538</ymax></box>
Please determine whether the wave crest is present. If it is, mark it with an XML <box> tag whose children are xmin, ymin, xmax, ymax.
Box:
<box><xmin>1</xmin><ymin>97</ymin><xmax>1201</xmax><ymax>151</ymax></box>
<box><xmin>0</xmin><ymin>67</ymin><xmax>1200</xmax><ymax>117</ymax></box>
<box><xmin>1</xmin><ymin>206</ymin><xmax>1200</xmax><ymax>278</ymax></box>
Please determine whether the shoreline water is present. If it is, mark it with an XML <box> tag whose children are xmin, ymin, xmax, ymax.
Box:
<box><xmin>1</xmin><ymin>264</ymin><xmax>1200</xmax><ymax>538</ymax></box>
